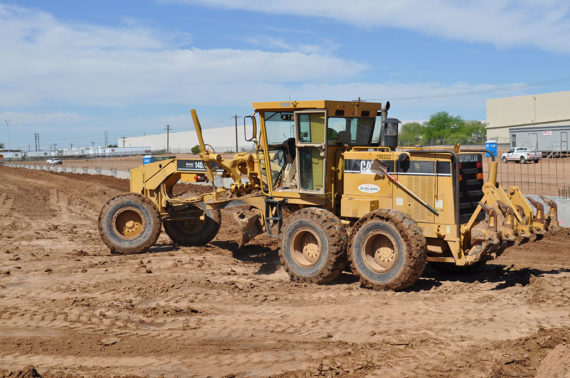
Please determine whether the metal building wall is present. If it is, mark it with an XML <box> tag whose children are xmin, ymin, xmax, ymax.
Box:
<box><xmin>509</xmin><ymin>125</ymin><xmax>570</xmax><ymax>152</ymax></box>
<box><xmin>486</xmin><ymin>90</ymin><xmax>570</xmax><ymax>142</ymax></box>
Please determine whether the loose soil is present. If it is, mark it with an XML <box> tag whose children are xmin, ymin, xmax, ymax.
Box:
<box><xmin>0</xmin><ymin>165</ymin><xmax>569</xmax><ymax>377</ymax></box>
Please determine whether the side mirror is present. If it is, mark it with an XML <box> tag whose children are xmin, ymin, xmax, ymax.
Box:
<box><xmin>243</xmin><ymin>115</ymin><xmax>258</xmax><ymax>143</ymax></box>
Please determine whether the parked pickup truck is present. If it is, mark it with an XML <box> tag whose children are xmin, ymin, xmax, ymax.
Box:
<box><xmin>501</xmin><ymin>147</ymin><xmax>541</xmax><ymax>163</ymax></box>
<box><xmin>46</xmin><ymin>158</ymin><xmax>62</xmax><ymax>165</ymax></box>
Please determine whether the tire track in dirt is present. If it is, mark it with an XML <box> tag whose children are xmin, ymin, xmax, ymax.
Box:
<box><xmin>0</xmin><ymin>192</ymin><xmax>14</xmax><ymax>217</ymax></box>
<box><xmin>49</xmin><ymin>188</ymin><xmax>69</xmax><ymax>222</ymax></box>
<box><xmin>1</xmin><ymin>166</ymin><xmax>569</xmax><ymax>376</ymax></box>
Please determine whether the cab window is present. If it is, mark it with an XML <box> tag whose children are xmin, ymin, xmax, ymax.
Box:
<box><xmin>327</xmin><ymin>117</ymin><xmax>375</xmax><ymax>146</ymax></box>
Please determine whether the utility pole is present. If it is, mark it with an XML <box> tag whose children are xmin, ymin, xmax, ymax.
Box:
<box><xmin>70</xmin><ymin>143</ymin><xmax>73</xmax><ymax>150</ymax></box>
<box><xmin>121</xmin><ymin>136</ymin><xmax>127</xmax><ymax>148</ymax></box>
<box><xmin>165</xmin><ymin>125</ymin><xmax>172</xmax><ymax>153</ymax></box>
<box><xmin>34</xmin><ymin>133</ymin><xmax>40</xmax><ymax>151</ymax></box>
<box><xmin>232</xmin><ymin>115</ymin><xmax>240</xmax><ymax>153</ymax></box>
<box><xmin>91</xmin><ymin>141</ymin><xmax>95</xmax><ymax>148</ymax></box>
<box><xmin>5</xmin><ymin>120</ymin><xmax>9</xmax><ymax>151</ymax></box>
<box><xmin>104</xmin><ymin>131</ymin><xmax>108</xmax><ymax>148</ymax></box>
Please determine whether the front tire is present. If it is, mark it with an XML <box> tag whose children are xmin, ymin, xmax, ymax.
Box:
<box><xmin>164</xmin><ymin>206</ymin><xmax>221</xmax><ymax>246</ymax></box>
<box><xmin>280</xmin><ymin>208</ymin><xmax>347</xmax><ymax>284</ymax></box>
<box><xmin>349</xmin><ymin>209</ymin><xmax>427</xmax><ymax>290</ymax></box>
<box><xmin>98</xmin><ymin>193</ymin><xmax>162</xmax><ymax>255</ymax></box>
<box><xmin>502</xmin><ymin>156</ymin><xmax>508</xmax><ymax>164</ymax></box>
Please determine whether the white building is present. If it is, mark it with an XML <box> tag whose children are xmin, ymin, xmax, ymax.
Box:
<box><xmin>120</xmin><ymin>125</ymin><xmax>256</xmax><ymax>153</ymax></box>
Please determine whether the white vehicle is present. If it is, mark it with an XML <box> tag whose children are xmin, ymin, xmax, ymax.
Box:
<box><xmin>501</xmin><ymin>147</ymin><xmax>541</xmax><ymax>164</ymax></box>
<box><xmin>46</xmin><ymin>158</ymin><xmax>62</xmax><ymax>165</ymax></box>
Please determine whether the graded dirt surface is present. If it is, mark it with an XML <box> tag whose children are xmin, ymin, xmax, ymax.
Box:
<box><xmin>0</xmin><ymin>165</ymin><xmax>569</xmax><ymax>377</ymax></box>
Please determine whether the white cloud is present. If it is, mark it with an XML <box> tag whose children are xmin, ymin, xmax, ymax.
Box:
<box><xmin>0</xmin><ymin>112</ymin><xmax>83</xmax><ymax>124</ymax></box>
<box><xmin>0</xmin><ymin>4</ymin><xmax>366</xmax><ymax>108</ymax></box>
<box><xmin>162</xmin><ymin>0</ymin><xmax>570</xmax><ymax>54</ymax></box>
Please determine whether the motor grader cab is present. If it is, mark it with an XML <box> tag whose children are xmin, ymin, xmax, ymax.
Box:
<box><xmin>98</xmin><ymin>99</ymin><xmax>559</xmax><ymax>290</ymax></box>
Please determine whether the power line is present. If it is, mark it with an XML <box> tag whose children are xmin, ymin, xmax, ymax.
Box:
<box><xmin>232</xmin><ymin>115</ymin><xmax>241</xmax><ymax>153</ymax></box>
<box><xmin>165</xmin><ymin>125</ymin><xmax>172</xmax><ymax>153</ymax></box>
<box><xmin>4</xmin><ymin>120</ymin><xmax>9</xmax><ymax>150</ymax></box>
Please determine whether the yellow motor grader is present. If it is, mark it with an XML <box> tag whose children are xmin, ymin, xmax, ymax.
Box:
<box><xmin>98</xmin><ymin>100</ymin><xmax>558</xmax><ymax>290</ymax></box>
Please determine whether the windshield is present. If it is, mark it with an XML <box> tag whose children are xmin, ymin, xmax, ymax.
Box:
<box><xmin>264</xmin><ymin>111</ymin><xmax>295</xmax><ymax>145</ymax></box>
<box><xmin>263</xmin><ymin>112</ymin><xmax>379</xmax><ymax>146</ymax></box>
<box><xmin>327</xmin><ymin>117</ymin><xmax>376</xmax><ymax>146</ymax></box>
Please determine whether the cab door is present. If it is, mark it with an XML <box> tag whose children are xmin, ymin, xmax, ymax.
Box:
<box><xmin>294</xmin><ymin>110</ymin><xmax>327</xmax><ymax>194</ymax></box>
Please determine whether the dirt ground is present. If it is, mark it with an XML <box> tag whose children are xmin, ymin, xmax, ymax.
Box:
<box><xmin>0</xmin><ymin>165</ymin><xmax>569</xmax><ymax>377</ymax></box>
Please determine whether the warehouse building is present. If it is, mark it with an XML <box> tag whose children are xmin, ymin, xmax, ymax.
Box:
<box><xmin>121</xmin><ymin>125</ymin><xmax>255</xmax><ymax>153</ymax></box>
<box><xmin>486</xmin><ymin>90</ymin><xmax>570</xmax><ymax>154</ymax></box>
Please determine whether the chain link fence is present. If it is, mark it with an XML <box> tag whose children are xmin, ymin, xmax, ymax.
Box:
<box><xmin>483</xmin><ymin>145</ymin><xmax>570</xmax><ymax>197</ymax></box>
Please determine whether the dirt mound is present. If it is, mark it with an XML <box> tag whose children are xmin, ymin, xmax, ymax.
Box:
<box><xmin>483</xmin><ymin>328</ymin><xmax>570</xmax><ymax>377</ymax></box>
<box><xmin>0</xmin><ymin>166</ymin><xmax>569</xmax><ymax>376</ymax></box>
<box><xmin>536</xmin><ymin>343</ymin><xmax>570</xmax><ymax>377</ymax></box>
<box><xmin>0</xmin><ymin>365</ymin><xmax>41</xmax><ymax>378</ymax></box>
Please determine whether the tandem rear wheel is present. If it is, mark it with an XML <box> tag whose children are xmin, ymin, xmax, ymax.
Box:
<box><xmin>280</xmin><ymin>208</ymin><xmax>348</xmax><ymax>284</ymax></box>
<box><xmin>348</xmin><ymin>209</ymin><xmax>427</xmax><ymax>291</ymax></box>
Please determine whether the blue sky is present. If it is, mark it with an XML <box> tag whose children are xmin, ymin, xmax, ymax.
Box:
<box><xmin>1</xmin><ymin>0</ymin><xmax>570</xmax><ymax>150</ymax></box>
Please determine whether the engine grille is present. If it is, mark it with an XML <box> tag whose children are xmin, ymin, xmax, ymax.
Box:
<box><xmin>458</xmin><ymin>154</ymin><xmax>484</xmax><ymax>224</ymax></box>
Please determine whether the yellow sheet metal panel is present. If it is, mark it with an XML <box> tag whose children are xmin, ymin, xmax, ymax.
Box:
<box><xmin>252</xmin><ymin>100</ymin><xmax>382</xmax><ymax>118</ymax></box>
<box><xmin>341</xmin><ymin>196</ymin><xmax>386</xmax><ymax>218</ymax></box>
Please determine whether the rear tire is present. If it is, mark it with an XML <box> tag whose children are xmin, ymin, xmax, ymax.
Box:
<box><xmin>280</xmin><ymin>208</ymin><xmax>347</xmax><ymax>284</ymax></box>
<box><xmin>519</xmin><ymin>156</ymin><xmax>526</xmax><ymax>164</ymax></box>
<box><xmin>164</xmin><ymin>206</ymin><xmax>221</xmax><ymax>246</ymax></box>
<box><xmin>534</xmin><ymin>159</ymin><xmax>539</xmax><ymax>163</ymax></box>
<box><xmin>348</xmin><ymin>209</ymin><xmax>427</xmax><ymax>291</ymax></box>
<box><xmin>99</xmin><ymin>193</ymin><xmax>162</xmax><ymax>255</ymax></box>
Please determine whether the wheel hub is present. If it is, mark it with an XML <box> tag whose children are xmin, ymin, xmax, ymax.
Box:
<box><xmin>113</xmin><ymin>207</ymin><xmax>145</xmax><ymax>240</ymax></box>
<box><xmin>290</xmin><ymin>227</ymin><xmax>322</xmax><ymax>267</ymax></box>
<box><xmin>374</xmin><ymin>246</ymin><xmax>396</xmax><ymax>268</ymax></box>
<box><xmin>362</xmin><ymin>230</ymin><xmax>398</xmax><ymax>273</ymax></box>
<box><xmin>302</xmin><ymin>241</ymin><xmax>320</xmax><ymax>263</ymax></box>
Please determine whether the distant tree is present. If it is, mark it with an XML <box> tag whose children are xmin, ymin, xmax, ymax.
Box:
<box><xmin>0</xmin><ymin>142</ymin><xmax>4</xmax><ymax>149</ymax></box>
<box><xmin>398</xmin><ymin>112</ymin><xmax>485</xmax><ymax>146</ymax></box>
<box><xmin>399</xmin><ymin>122</ymin><xmax>424</xmax><ymax>146</ymax></box>
<box><xmin>464</xmin><ymin>120</ymin><xmax>487</xmax><ymax>144</ymax></box>
<box><xmin>191</xmin><ymin>145</ymin><xmax>200</xmax><ymax>154</ymax></box>
<box><xmin>424</xmin><ymin>111</ymin><xmax>465</xmax><ymax>145</ymax></box>
<box><xmin>107</xmin><ymin>144</ymin><xmax>118</xmax><ymax>148</ymax></box>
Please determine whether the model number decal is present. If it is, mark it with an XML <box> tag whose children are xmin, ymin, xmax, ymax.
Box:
<box><xmin>458</xmin><ymin>154</ymin><xmax>480</xmax><ymax>162</ymax></box>
<box><xmin>177</xmin><ymin>160</ymin><xmax>223</xmax><ymax>172</ymax></box>
<box><xmin>358</xmin><ymin>184</ymin><xmax>380</xmax><ymax>193</ymax></box>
